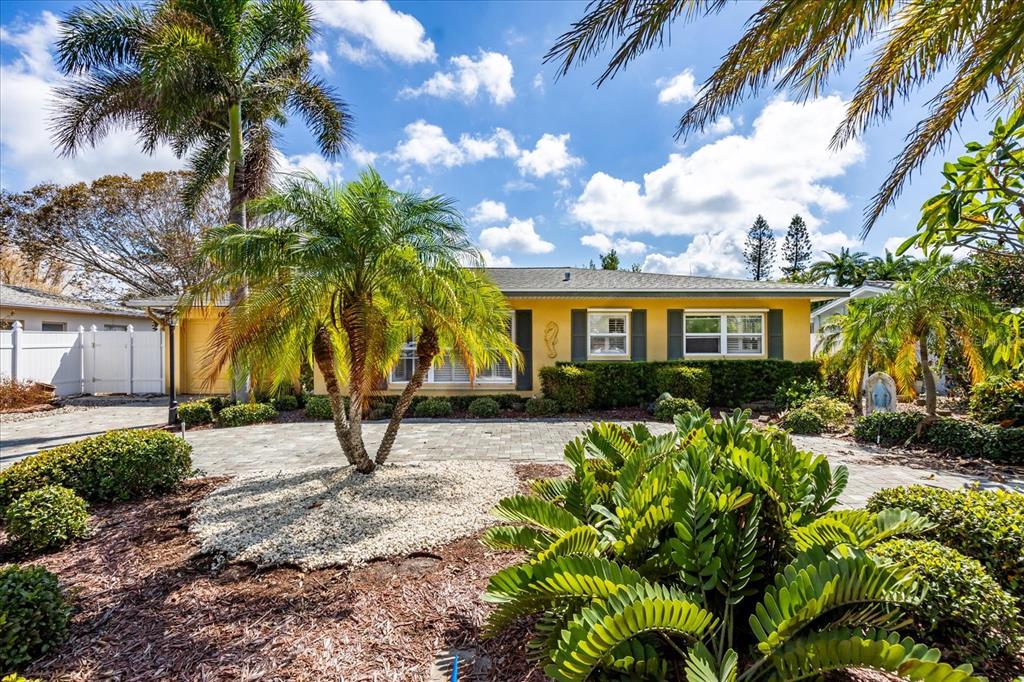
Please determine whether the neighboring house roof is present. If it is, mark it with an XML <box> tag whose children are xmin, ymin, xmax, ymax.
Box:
<box><xmin>811</xmin><ymin>280</ymin><xmax>897</xmax><ymax>320</ymax></box>
<box><xmin>484</xmin><ymin>267</ymin><xmax>849</xmax><ymax>298</ymax></box>
<box><xmin>0</xmin><ymin>284</ymin><xmax>148</xmax><ymax>318</ymax></box>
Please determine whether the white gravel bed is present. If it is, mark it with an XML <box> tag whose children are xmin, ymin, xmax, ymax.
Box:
<box><xmin>191</xmin><ymin>461</ymin><xmax>519</xmax><ymax>569</ymax></box>
<box><xmin>0</xmin><ymin>404</ymin><xmax>93</xmax><ymax>423</ymax></box>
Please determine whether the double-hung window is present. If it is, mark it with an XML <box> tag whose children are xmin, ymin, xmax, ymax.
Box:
<box><xmin>684</xmin><ymin>312</ymin><xmax>764</xmax><ymax>356</ymax></box>
<box><xmin>588</xmin><ymin>310</ymin><xmax>629</xmax><ymax>359</ymax></box>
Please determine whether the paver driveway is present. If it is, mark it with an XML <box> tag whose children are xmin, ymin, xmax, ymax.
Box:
<box><xmin>183</xmin><ymin>419</ymin><xmax>1024</xmax><ymax>507</ymax></box>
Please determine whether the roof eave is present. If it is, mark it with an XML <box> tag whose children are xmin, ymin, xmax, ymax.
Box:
<box><xmin>1</xmin><ymin>301</ymin><xmax>150</xmax><ymax>317</ymax></box>
<box><xmin>501</xmin><ymin>288</ymin><xmax>850</xmax><ymax>299</ymax></box>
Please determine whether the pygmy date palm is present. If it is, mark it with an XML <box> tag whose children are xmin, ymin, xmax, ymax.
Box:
<box><xmin>807</xmin><ymin>248</ymin><xmax>869</xmax><ymax>287</ymax></box>
<box><xmin>52</xmin><ymin>0</ymin><xmax>350</xmax><ymax>227</ymax></box>
<box><xmin>191</xmin><ymin>170</ymin><xmax>520</xmax><ymax>473</ymax></box>
<box><xmin>546</xmin><ymin>0</ymin><xmax>1024</xmax><ymax>235</ymax></box>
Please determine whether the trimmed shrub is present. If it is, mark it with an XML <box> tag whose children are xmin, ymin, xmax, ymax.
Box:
<box><xmin>367</xmin><ymin>404</ymin><xmax>393</xmax><ymax>420</ymax></box>
<box><xmin>270</xmin><ymin>394</ymin><xmax>299</xmax><ymax>411</ymax></box>
<box><xmin>4</xmin><ymin>486</ymin><xmax>89</xmax><ymax>553</ymax></box>
<box><xmin>564</xmin><ymin>359</ymin><xmax>820</xmax><ymax>408</ymax></box>
<box><xmin>772</xmin><ymin>377</ymin><xmax>825</xmax><ymax>410</ymax></box>
<box><xmin>867</xmin><ymin>485</ymin><xmax>1024</xmax><ymax>597</ymax></box>
<box><xmin>525</xmin><ymin>397</ymin><xmax>560</xmax><ymax>417</ymax></box>
<box><xmin>304</xmin><ymin>395</ymin><xmax>333</xmax><ymax>420</ymax></box>
<box><xmin>653</xmin><ymin>366</ymin><xmax>711</xmax><ymax>405</ymax></box>
<box><xmin>652</xmin><ymin>397</ymin><xmax>699</xmax><ymax>422</ymax></box>
<box><xmin>0</xmin><ymin>429</ymin><xmax>192</xmax><ymax>511</ymax></box>
<box><xmin>872</xmin><ymin>538</ymin><xmax>1023</xmax><ymax>663</ymax></box>
<box><xmin>177</xmin><ymin>400</ymin><xmax>214</xmax><ymax>426</ymax></box>
<box><xmin>0</xmin><ymin>565</ymin><xmax>71</xmax><ymax>671</ymax></box>
<box><xmin>781</xmin><ymin>407</ymin><xmax>825</xmax><ymax>434</ymax></box>
<box><xmin>800</xmin><ymin>395</ymin><xmax>852</xmax><ymax>431</ymax></box>
<box><xmin>201</xmin><ymin>396</ymin><xmax>233</xmax><ymax>413</ymax></box>
<box><xmin>853</xmin><ymin>411</ymin><xmax>1024</xmax><ymax>464</ymax></box>
<box><xmin>468</xmin><ymin>397</ymin><xmax>500</xmax><ymax>418</ymax></box>
<box><xmin>969</xmin><ymin>375</ymin><xmax>1024</xmax><ymax>426</ymax></box>
<box><xmin>413</xmin><ymin>398</ymin><xmax>453</xmax><ymax>418</ymax></box>
<box><xmin>217</xmin><ymin>403</ymin><xmax>277</xmax><ymax>427</ymax></box>
<box><xmin>540</xmin><ymin>366</ymin><xmax>595</xmax><ymax>413</ymax></box>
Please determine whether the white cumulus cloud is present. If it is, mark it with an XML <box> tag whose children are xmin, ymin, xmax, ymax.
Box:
<box><xmin>657</xmin><ymin>69</ymin><xmax>698</xmax><ymax>104</ymax></box>
<box><xmin>479</xmin><ymin>249</ymin><xmax>513</xmax><ymax>267</ymax></box>
<box><xmin>275</xmin><ymin>152</ymin><xmax>343</xmax><ymax>182</ymax></box>
<box><xmin>516</xmin><ymin>133</ymin><xmax>582</xmax><ymax>178</ymax></box>
<box><xmin>480</xmin><ymin>217</ymin><xmax>554</xmax><ymax>254</ymax></box>
<box><xmin>402</xmin><ymin>51</ymin><xmax>515</xmax><ymax>105</ymax></box>
<box><xmin>469</xmin><ymin>200</ymin><xmax>509</xmax><ymax>224</ymax></box>
<box><xmin>580</xmin><ymin>233</ymin><xmax>648</xmax><ymax>256</ymax></box>
<box><xmin>391</xmin><ymin>120</ymin><xmax>519</xmax><ymax>169</ymax></box>
<box><xmin>312</xmin><ymin>0</ymin><xmax>436</xmax><ymax>64</ymax></box>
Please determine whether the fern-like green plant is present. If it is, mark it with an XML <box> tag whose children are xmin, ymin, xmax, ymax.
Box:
<box><xmin>481</xmin><ymin>409</ymin><xmax>985</xmax><ymax>681</ymax></box>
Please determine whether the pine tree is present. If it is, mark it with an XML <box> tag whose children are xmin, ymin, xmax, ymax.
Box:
<box><xmin>600</xmin><ymin>249</ymin><xmax>620</xmax><ymax>270</ymax></box>
<box><xmin>744</xmin><ymin>215</ymin><xmax>776</xmax><ymax>280</ymax></box>
<box><xmin>781</xmin><ymin>214</ymin><xmax>813</xmax><ymax>278</ymax></box>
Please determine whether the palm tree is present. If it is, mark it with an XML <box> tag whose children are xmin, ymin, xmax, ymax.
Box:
<box><xmin>864</xmin><ymin>250</ymin><xmax>916</xmax><ymax>282</ymax></box>
<box><xmin>807</xmin><ymin>248</ymin><xmax>868</xmax><ymax>287</ymax></box>
<box><xmin>191</xmin><ymin>171</ymin><xmax>520</xmax><ymax>472</ymax></box>
<box><xmin>545</xmin><ymin>0</ymin><xmax>1024</xmax><ymax>235</ymax></box>
<box><xmin>52</xmin><ymin>0</ymin><xmax>350</xmax><ymax>227</ymax></box>
<box><xmin>823</xmin><ymin>259</ymin><xmax>992</xmax><ymax>416</ymax></box>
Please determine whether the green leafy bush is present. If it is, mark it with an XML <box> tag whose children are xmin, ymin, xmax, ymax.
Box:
<box><xmin>565</xmin><ymin>359</ymin><xmax>820</xmax><ymax>407</ymax></box>
<box><xmin>413</xmin><ymin>398</ymin><xmax>453</xmax><ymax>418</ymax></box>
<box><xmin>801</xmin><ymin>395</ymin><xmax>853</xmax><ymax>430</ymax></box>
<box><xmin>0</xmin><ymin>429</ymin><xmax>192</xmax><ymax>511</ymax></box>
<box><xmin>304</xmin><ymin>395</ymin><xmax>333</xmax><ymax>420</ymax></box>
<box><xmin>177</xmin><ymin>400</ymin><xmax>214</xmax><ymax>426</ymax></box>
<box><xmin>524</xmin><ymin>397</ymin><xmax>560</xmax><ymax>417</ymax></box>
<box><xmin>0</xmin><ymin>565</ymin><xmax>71</xmax><ymax>671</ymax></box>
<box><xmin>201</xmin><ymin>396</ymin><xmax>233</xmax><ymax>413</ymax></box>
<box><xmin>468</xmin><ymin>397</ymin><xmax>500</xmax><ymax>418</ymax></box>
<box><xmin>872</xmin><ymin>538</ymin><xmax>1024</xmax><ymax>664</ymax></box>
<box><xmin>270</xmin><ymin>394</ymin><xmax>299</xmax><ymax>411</ymax></box>
<box><xmin>854</xmin><ymin>411</ymin><xmax>1024</xmax><ymax>464</ymax></box>
<box><xmin>773</xmin><ymin>376</ymin><xmax>825</xmax><ymax>409</ymax></box>
<box><xmin>782</xmin><ymin>406</ymin><xmax>825</xmax><ymax>434</ymax></box>
<box><xmin>652</xmin><ymin>396</ymin><xmax>699</xmax><ymax>422</ymax></box>
<box><xmin>367</xmin><ymin>404</ymin><xmax>393</xmax><ymax>420</ymax></box>
<box><xmin>481</xmin><ymin>412</ymin><xmax>976</xmax><ymax>680</ymax></box>
<box><xmin>4</xmin><ymin>485</ymin><xmax>88</xmax><ymax>553</ymax></box>
<box><xmin>653</xmin><ymin>365</ymin><xmax>711</xmax><ymax>405</ymax></box>
<box><xmin>968</xmin><ymin>375</ymin><xmax>1024</xmax><ymax>426</ymax></box>
<box><xmin>540</xmin><ymin>365</ymin><xmax>595</xmax><ymax>412</ymax></box>
<box><xmin>867</xmin><ymin>485</ymin><xmax>1024</xmax><ymax>597</ymax></box>
<box><xmin>217</xmin><ymin>402</ymin><xmax>277</xmax><ymax>427</ymax></box>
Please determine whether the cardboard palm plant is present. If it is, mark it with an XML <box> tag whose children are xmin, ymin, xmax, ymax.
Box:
<box><xmin>482</xmin><ymin>411</ymin><xmax>983</xmax><ymax>680</ymax></box>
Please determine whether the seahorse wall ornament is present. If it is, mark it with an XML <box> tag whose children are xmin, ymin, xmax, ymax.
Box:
<box><xmin>544</xmin><ymin>321</ymin><xmax>558</xmax><ymax>358</ymax></box>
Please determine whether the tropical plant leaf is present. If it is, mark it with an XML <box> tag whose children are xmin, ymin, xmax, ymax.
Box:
<box><xmin>685</xmin><ymin>642</ymin><xmax>738</xmax><ymax>682</ymax></box>
<box><xmin>491</xmin><ymin>495</ymin><xmax>582</xmax><ymax>535</ymax></box>
<box><xmin>535</xmin><ymin>525</ymin><xmax>600</xmax><ymax>561</ymax></box>
<box><xmin>479</xmin><ymin>525</ymin><xmax>553</xmax><ymax>552</ymax></box>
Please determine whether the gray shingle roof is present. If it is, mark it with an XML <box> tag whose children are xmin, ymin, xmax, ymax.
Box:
<box><xmin>0</xmin><ymin>284</ymin><xmax>147</xmax><ymax>317</ymax></box>
<box><xmin>481</xmin><ymin>267</ymin><xmax>849</xmax><ymax>298</ymax></box>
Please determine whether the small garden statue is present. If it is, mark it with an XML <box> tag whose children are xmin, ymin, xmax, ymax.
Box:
<box><xmin>865</xmin><ymin>372</ymin><xmax>897</xmax><ymax>415</ymax></box>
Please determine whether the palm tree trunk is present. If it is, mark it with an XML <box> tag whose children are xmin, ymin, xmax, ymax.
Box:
<box><xmin>340</xmin><ymin>303</ymin><xmax>374</xmax><ymax>473</ymax></box>
<box><xmin>312</xmin><ymin>327</ymin><xmax>358</xmax><ymax>467</ymax></box>
<box><xmin>227</xmin><ymin>101</ymin><xmax>249</xmax><ymax>402</ymax></box>
<box><xmin>919</xmin><ymin>333</ymin><xmax>937</xmax><ymax>417</ymax></box>
<box><xmin>375</xmin><ymin>328</ymin><xmax>438</xmax><ymax>465</ymax></box>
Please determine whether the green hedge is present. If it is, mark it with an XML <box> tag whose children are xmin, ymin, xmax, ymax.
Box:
<box><xmin>0</xmin><ymin>429</ymin><xmax>192</xmax><ymax>511</ymax></box>
<box><xmin>969</xmin><ymin>375</ymin><xmax>1024</xmax><ymax>426</ymax></box>
<box><xmin>413</xmin><ymin>398</ymin><xmax>453</xmax><ymax>418</ymax></box>
<box><xmin>177</xmin><ymin>400</ymin><xmax>214</xmax><ymax>426</ymax></box>
<box><xmin>867</xmin><ymin>485</ymin><xmax>1024</xmax><ymax>598</ymax></box>
<box><xmin>4</xmin><ymin>485</ymin><xmax>89</xmax><ymax>554</ymax></box>
<box><xmin>562</xmin><ymin>360</ymin><xmax>820</xmax><ymax>408</ymax></box>
<box><xmin>539</xmin><ymin>366</ymin><xmax>595</xmax><ymax>413</ymax></box>
<box><xmin>525</xmin><ymin>397</ymin><xmax>560</xmax><ymax>417</ymax></box>
<box><xmin>217</xmin><ymin>402</ymin><xmax>277</xmax><ymax>427</ymax></box>
<box><xmin>0</xmin><ymin>565</ymin><xmax>71</xmax><ymax>671</ymax></box>
<box><xmin>653</xmin><ymin>366</ymin><xmax>711</xmax><ymax>405</ymax></box>
<box><xmin>304</xmin><ymin>395</ymin><xmax>333</xmax><ymax>420</ymax></box>
<box><xmin>269</xmin><ymin>394</ymin><xmax>299</xmax><ymax>411</ymax></box>
<box><xmin>853</xmin><ymin>411</ymin><xmax>1024</xmax><ymax>464</ymax></box>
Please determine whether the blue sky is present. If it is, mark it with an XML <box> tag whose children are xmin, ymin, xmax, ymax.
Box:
<box><xmin>0</xmin><ymin>0</ymin><xmax>993</xmax><ymax>277</ymax></box>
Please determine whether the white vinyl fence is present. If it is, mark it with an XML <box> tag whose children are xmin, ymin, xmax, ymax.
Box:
<box><xmin>0</xmin><ymin>322</ymin><xmax>164</xmax><ymax>396</ymax></box>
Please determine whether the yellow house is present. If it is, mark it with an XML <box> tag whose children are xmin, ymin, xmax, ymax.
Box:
<box><xmin>132</xmin><ymin>267</ymin><xmax>848</xmax><ymax>398</ymax></box>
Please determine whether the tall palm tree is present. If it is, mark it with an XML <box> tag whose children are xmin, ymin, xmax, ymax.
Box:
<box><xmin>545</xmin><ymin>0</ymin><xmax>1024</xmax><ymax>235</ymax></box>
<box><xmin>807</xmin><ymin>248</ymin><xmax>869</xmax><ymax>287</ymax></box>
<box><xmin>191</xmin><ymin>171</ymin><xmax>520</xmax><ymax>473</ymax></box>
<box><xmin>864</xmin><ymin>250</ymin><xmax>916</xmax><ymax>282</ymax></box>
<box><xmin>823</xmin><ymin>259</ymin><xmax>992</xmax><ymax>416</ymax></box>
<box><xmin>52</xmin><ymin>0</ymin><xmax>350</xmax><ymax>228</ymax></box>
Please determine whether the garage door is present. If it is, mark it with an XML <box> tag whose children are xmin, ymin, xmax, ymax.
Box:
<box><xmin>184</xmin><ymin>317</ymin><xmax>231</xmax><ymax>394</ymax></box>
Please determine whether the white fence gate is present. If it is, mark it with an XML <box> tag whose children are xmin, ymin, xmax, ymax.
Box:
<box><xmin>0</xmin><ymin>323</ymin><xmax>164</xmax><ymax>396</ymax></box>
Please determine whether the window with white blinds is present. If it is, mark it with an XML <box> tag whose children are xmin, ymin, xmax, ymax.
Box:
<box><xmin>389</xmin><ymin>318</ymin><xmax>515</xmax><ymax>384</ymax></box>
<box><xmin>684</xmin><ymin>312</ymin><xmax>765</xmax><ymax>356</ymax></box>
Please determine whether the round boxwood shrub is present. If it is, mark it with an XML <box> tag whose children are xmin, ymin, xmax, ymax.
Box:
<box><xmin>872</xmin><ymin>538</ymin><xmax>1024</xmax><ymax>663</ymax></box>
<box><xmin>653</xmin><ymin>397</ymin><xmax>699</xmax><ymax>422</ymax></box>
<box><xmin>4</xmin><ymin>485</ymin><xmax>89</xmax><ymax>554</ymax></box>
<box><xmin>781</xmin><ymin>407</ymin><xmax>825</xmax><ymax>434</ymax></box>
<box><xmin>217</xmin><ymin>402</ymin><xmax>277</xmax><ymax>427</ymax></box>
<box><xmin>0</xmin><ymin>429</ymin><xmax>192</xmax><ymax>511</ymax></box>
<box><xmin>968</xmin><ymin>375</ymin><xmax>1024</xmax><ymax>426</ymax></box>
<box><xmin>525</xmin><ymin>397</ymin><xmax>560</xmax><ymax>417</ymax></box>
<box><xmin>653</xmin><ymin>366</ymin><xmax>711</xmax><ymax>406</ymax></box>
<box><xmin>270</xmin><ymin>394</ymin><xmax>299</xmax><ymax>411</ymax></box>
<box><xmin>539</xmin><ymin>366</ymin><xmax>595</xmax><ymax>413</ymax></box>
<box><xmin>304</xmin><ymin>395</ymin><xmax>333</xmax><ymax>420</ymax></box>
<box><xmin>413</xmin><ymin>398</ymin><xmax>453</xmax><ymax>418</ymax></box>
<box><xmin>0</xmin><ymin>565</ymin><xmax>71</xmax><ymax>671</ymax></box>
<box><xmin>468</xmin><ymin>397</ymin><xmax>500</xmax><ymax>418</ymax></box>
<box><xmin>800</xmin><ymin>395</ymin><xmax>853</xmax><ymax>431</ymax></box>
<box><xmin>177</xmin><ymin>400</ymin><xmax>214</xmax><ymax>427</ymax></box>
